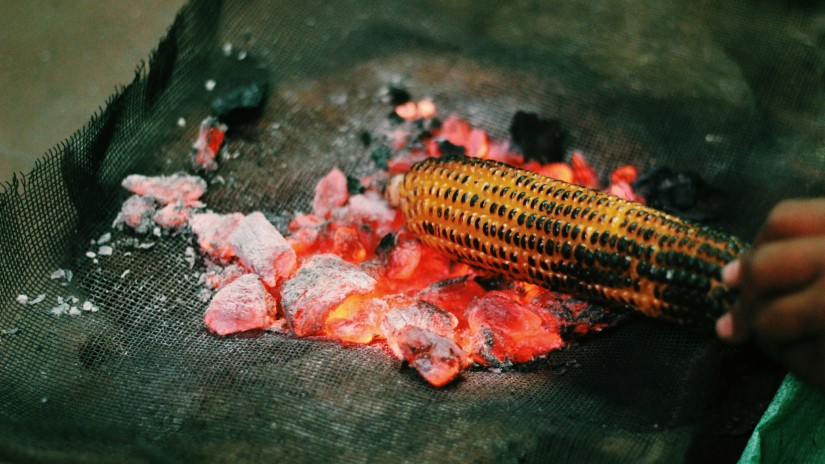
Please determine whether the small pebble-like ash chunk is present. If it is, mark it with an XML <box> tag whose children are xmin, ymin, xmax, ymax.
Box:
<box><xmin>380</xmin><ymin>300</ymin><xmax>458</xmax><ymax>359</ymax></box>
<box><xmin>228</xmin><ymin>212</ymin><xmax>297</xmax><ymax>287</ymax></box>
<box><xmin>121</xmin><ymin>173</ymin><xmax>207</xmax><ymax>206</ymax></box>
<box><xmin>312</xmin><ymin>167</ymin><xmax>349</xmax><ymax>219</ymax></box>
<box><xmin>281</xmin><ymin>254</ymin><xmax>376</xmax><ymax>336</ymax></box>
<box><xmin>190</xmin><ymin>212</ymin><xmax>244</xmax><ymax>262</ymax></box>
<box><xmin>395</xmin><ymin>326</ymin><xmax>468</xmax><ymax>388</ymax></box>
<box><xmin>204</xmin><ymin>274</ymin><xmax>277</xmax><ymax>335</ymax></box>
<box><xmin>114</xmin><ymin>195</ymin><xmax>157</xmax><ymax>233</ymax></box>
<box><xmin>465</xmin><ymin>293</ymin><xmax>563</xmax><ymax>366</ymax></box>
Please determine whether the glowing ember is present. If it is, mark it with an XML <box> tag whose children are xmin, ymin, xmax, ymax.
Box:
<box><xmin>190</xmin><ymin>212</ymin><xmax>244</xmax><ymax>262</ymax></box>
<box><xmin>395</xmin><ymin>326</ymin><xmax>469</xmax><ymax>388</ymax></box>
<box><xmin>121</xmin><ymin>173</ymin><xmax>206</xmax><ymax>206</ymax></box>
<box><xmin>281</xmin><ymin>254</ymin><xmax>376</xmax><ymax>337</ymax></box>
<box><xmin>229</xmin><ymin>212</ymin><xmax>296</xmax><ymax>287</ymax></box>
<box><xmin>465</xmin><ymin>293</ymin><xmax>564</xmax><ymax>366</ymax></box>
<box><xmin>325</xmin><ymin>294</ymin><xmax>387</xmax><ymax>344</ymax></box>
<box><xmin>114</xmin><ymin>195</ymin><xmax>156</xmax><ymax>233</ymax></box>
<box><xmin>312</xmin><ymin>167</ymin><xmax>349</xmax><ymax>219</ymax></box>
<box><xmin>204</xmin><ymin>274</ymin><xmax>277</xmax><ymax>335</ymax></box>
<box><xmin>191</xmin><ymin>116</ymin><xmax>226</xmax><ymax>171</ymax></box>
<box><xmin>380</xmin><ymin>299</ymin><xmax>458</xmax><ymax>359</ymax></box>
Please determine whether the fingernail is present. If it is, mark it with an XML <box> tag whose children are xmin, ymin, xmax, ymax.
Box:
<box><xmin>722</xmin><ymin>259</ymin><xmax>741</xmax><ymax>286</ymax></box>
<box><xmin>716</xmin><ymin>313</ymin><xmax>734</xmax><ymax>340</ymax></box>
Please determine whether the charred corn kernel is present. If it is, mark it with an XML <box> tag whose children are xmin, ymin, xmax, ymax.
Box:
<box><xmin>392</xmin><ymin>156</ymin><xmax>747</xmax><ymax>327</ymax></box>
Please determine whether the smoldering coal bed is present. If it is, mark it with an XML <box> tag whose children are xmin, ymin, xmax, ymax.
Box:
<box><xmin>3</xmin><ymin>1</ymin><xmax>821</xmax><ymax>463</ymax></box>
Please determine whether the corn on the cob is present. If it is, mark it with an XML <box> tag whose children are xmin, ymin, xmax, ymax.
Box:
<box><xmin>389</xmin><ymin>156</ymin><xmax>746</xmax><ymax>327</ymax></box>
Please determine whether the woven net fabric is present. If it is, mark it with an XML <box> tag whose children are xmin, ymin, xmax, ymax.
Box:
<box><xmin>1</xmin><ymin>1</ymin><xmax>823</xmax><ymax>462</ymax></box>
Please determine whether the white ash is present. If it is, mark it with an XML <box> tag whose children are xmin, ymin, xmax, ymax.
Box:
<box><xmin>153</xmin><ymin>227</ymin><xmax>162</xmax><ymax>237</ymax></box>
<box><xmin>28</xmin><ymin>294</ymin><xmax>46</xmax><ymax>305</ymax></box>
<box><xmin>222</xmin><ymin>42</ymin><xmax>233</xmax><ymax>56</ymax></box>
<box><xmin>68</xmin><ymin>306</ymin><xmax>81</xmax><ymax>317</ymax></box>
<box><xmin>123</xmin><ymin>251</ymin><xmax>132</xmax><ymax>257</ymax></box>
<box><xmin>137</xmin><ymin>242</ymin><xmax>155</xmax><ymax>249</ymax></box>
<box><xmin>97</xmin><ymin>232</ymin><xmax>112</xmax><ymax>245</ymax></box>
<box><xmin>85</xmin><ymin>251</ymin><xmax>96</xmax><ymax>259</ymax></box>
<box><xmin>198</xmin><ymin>288</ymin><xmax>213</xmax><ymax>303</ymax></box>
<box><xmin>177</xmin><ymin>117</ymin><xmax>187</xmax><ymax>128</ymax></box>
<box><xmin>98</xmin><ymin>245</ymin><xmax>114</xmax><ymax>256</ymax></box>
<box><xmin>120</xmin><ymin>269</ymin><xmax>131</xmax><ymax>279</ymax></box>
<box><xmin>184</xmin><ymin>246</ymin><xmax>196</xmax><ymax>269</ymax></box>
<box><xmin>50</xmin><ymin>303</ymin><xmax>69</xmax><ymax>317</ymax></box>
<box><xmin>16</xmin><ymin>295</ymin><xmax>28</xmax><ymax>305</ymax></box>
<box><xmin>1</xmin><ymin>328</ymin><xmax>19</xmax><ymax>336</ymax></box>
<box><xmin>205</xmin><ymin>79</ymin><xmax>216</xmax><ymax>91</ymax></box>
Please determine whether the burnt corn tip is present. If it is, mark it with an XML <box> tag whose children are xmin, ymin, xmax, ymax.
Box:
<box><xmin>397</xmin><ymin>157</ymin><xmax>747</xmax><ymax>329</ymax></box>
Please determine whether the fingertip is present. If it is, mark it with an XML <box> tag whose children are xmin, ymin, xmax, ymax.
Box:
<box><xmin>722</xmin><ymin>259</ymin><xmax>741</xmax><ymax>286</ymax></box>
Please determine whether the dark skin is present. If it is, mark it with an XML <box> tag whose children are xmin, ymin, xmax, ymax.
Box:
<box><xmin>717</xmin><ymin>198</ymin><xmax>825</xmax><ymax>391</ymax></box>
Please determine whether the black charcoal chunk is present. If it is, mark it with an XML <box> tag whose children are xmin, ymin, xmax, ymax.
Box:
<box><xmin>371</xmin><ymin>145</ymin><xmax>391</xmax><ymax>169</ymax></box>
<box><xmin>438</xmin><ymin>140</ymin><xmax>466</xmax><ymax>158</ymax></box>
<box><xmin>386</xmin><ymin>86</ymin><xmax>411</xmax><ymax>106</ymax></box>
<box><xmin>211</xmin><ymin>82</ymin><xmax>267</xmax><ymax>125</ymax></box>
<box><xmin>509</xmin><ymin>111</ymin><xmax>564</xmax><ymax>164</ymax></box>
<box><xmin>633</xmin><ymin>167</ymin><xmax>715</xmax><ymax>214</ymax></box>
<box><xmin>346</xmin><ymin>175</ymin><xmax>365</xmax><ymax>195</ymax></box>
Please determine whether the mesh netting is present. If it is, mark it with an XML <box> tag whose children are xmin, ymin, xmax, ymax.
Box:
<box><xmin>1</xmin><ymin>0</ymin><xmax>823</xmax><ymax>462</ymax></box>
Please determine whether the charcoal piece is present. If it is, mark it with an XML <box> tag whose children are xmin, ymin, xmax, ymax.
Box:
<box><xmin>395</xmin><ymin>326</ymin><xmax>468</xmax><ymax>388</ymax></box>
<box><xmin>210</xmin><ymin>82</ymin><xmax>267</xmax><ymax>125</ymax></box>
<box><xmin>509</xmin><ymin>111</ymin><xmax>564</xmax><ymax>164</ymax></box>
<box><xmin>473</xmin><ymin>274</ymin><xmax>516</xmax><ymax>291</ymax></box>
<box><xmin>190</xmin><ymin>212</ymin><xmax>244</xmax><ymax>262</ymax></box>
<box><xmin>281</xmin><ymin>254</ymin><xmax>376</xmax><ymax>337</ymax></box>
<box><xmin>371</xmin><ymin>145</ymin><xmax>390</xmax><ymax>169</ymax></box>
<box><xmin>465</xmin><ymin>294</ymin><xmax>563</xmax><ymax>366</ymax></box>
<box><xmin>203</xmin><ymin>274</ymin><xmax>277</xmax><ymax>336</ymax></box>
<box><xmin>346</xmin><ymin>175</ymin><xmax>365</xmax><ymax>195</ymax></box>
<box><xmin>385</xmin><ymin>86</ymin><xmax>411</xmax><ymax>106</ymax></box>
<box><xmin>228</xmin><ymin>212</ymin><xmax>297</xmax><ymax>287</ymax></box>
<box><xmin>375</xmin><ymin>233</ymin><xmax>397</xmax><ymax>260</ymax></box>
<box><xmin>380</xmin><ymin>300</ymin><xmax>457</xmax><ymax>359</ymax></box>
<box><xmin>417</xmin><ymin>276</ymin><xmax>486</xmax><ymax>316</ymax></box>
<box><xmin>190</xmin><ymin>117</ymin><xmax>226</xmax><ymax>172</ymax></box>
<box><xmin>312</xmin><ymin>167</ymin><xmax>349</xmax><ymax>219</ymax></box>
<box><xmin>633</xmin><ymin>167</ymin><xmax>715</xmax><ymax>213</ymax></box>
<box><xmin>359</xmin><ymin>131</ymin><xmax>372</xmax><ymax>147</ymax></box>
<box><xmin>114</xmin><ymin>195</ymin><xmax>157</xmax><ymax>234</ymax></box>
<box><xmin>325</xmin><ymin>296</ymin><xmax>388</xmax><ymax>344</ymax></box>
<box><xmin>121</xmin><ymin>173</ymin><xmax>207</xmax><ymax>206</ymax></box>
<box><xmin>153</xmin><ymin>203</ymin><xmax>190</xmax><ymax>229</ymax></box>
<box><xmin>438</xmin><ymin>140</ymin><xmax>466</xmax><ymax>158</ymax></box>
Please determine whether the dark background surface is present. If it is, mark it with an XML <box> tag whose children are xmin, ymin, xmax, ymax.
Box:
<box><xmin>0</xmin><ymin>0</ymin><xmax>185</xmax><ymax>181</ymax></box>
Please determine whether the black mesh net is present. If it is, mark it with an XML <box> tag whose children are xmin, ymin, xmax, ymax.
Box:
<box><xmin>1</xmin><ymin>1</ymin><xmax>823</xmax><ymax>462</ymax></box>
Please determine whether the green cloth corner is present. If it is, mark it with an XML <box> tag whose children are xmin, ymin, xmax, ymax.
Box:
<box><xmin>739</xmin><ymin>375</ymin><xmax>825</xmax><ymax>463</ymax></box>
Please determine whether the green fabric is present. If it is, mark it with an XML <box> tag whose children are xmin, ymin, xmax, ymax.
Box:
<box><xmin>740</xmin><ymin>375</ymin><xmax>825</xmax><ymax>463</ymax></box>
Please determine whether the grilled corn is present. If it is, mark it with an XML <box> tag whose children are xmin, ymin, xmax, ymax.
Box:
<box><xmin>388</xmin><ymin>156</ymin><xmax>745</xmax><ymax>327</ymax></box>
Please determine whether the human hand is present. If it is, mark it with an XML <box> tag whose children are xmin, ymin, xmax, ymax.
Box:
<box><xmin>716</xmin><ymin>198</ymin><xmax>825</xmax><ymax>390</ymax></box>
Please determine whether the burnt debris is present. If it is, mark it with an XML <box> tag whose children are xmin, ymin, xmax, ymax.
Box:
<box><xmin>633</xmin><ymin>167</ymin><xmax>718</xmax><ymax>217</ymax></box>
<box><xmin>211</xmin><ymin>82</ymin><xmax>267</xmax><ymax>125</ymax></box>
<box><xmin>509</xmin><ymin>111</ymin><xmax>565</xmax><ymax>164</ymax></box>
